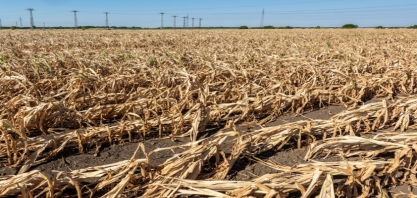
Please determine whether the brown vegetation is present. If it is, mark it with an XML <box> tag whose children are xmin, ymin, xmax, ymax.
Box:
<box><xmin>1</xmin><ymin>29</ymin><xmax>417</xmax><ymax>197</ymax></box>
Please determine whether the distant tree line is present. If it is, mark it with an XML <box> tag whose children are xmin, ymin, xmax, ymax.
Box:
<box><xmin>2</xmin><ymin>23</ymin><xmax>417</xmax><ymax>30</ymax></box>
<box><xmin>240</xmin><ymin>25</ymin><xmax>292</xmax><ymax>29</ymax></box>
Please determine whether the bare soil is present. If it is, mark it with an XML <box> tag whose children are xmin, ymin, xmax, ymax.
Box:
<box><xmin>0</xmin><ymin>137</ymin><xmax>188</xmax><ymax>178</ymax></box>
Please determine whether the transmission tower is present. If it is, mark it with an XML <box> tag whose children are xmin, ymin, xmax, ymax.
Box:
<box><xmin>72</xmin><ymin>10</ymin><xmax>78</xmax><ymax>28</ymax></box>
<box><xmin>186</xmin><ymin>14</ymin><xmax>189</xmax><ymax>27</ymax></box>
<box><xmin>104</xmin><ymin>12</ymin><xmax>109</xmax><ymax>28</ymax></box>
<box><xmin>0</xmin><ymin>19</ymin><xmax>2</xmax><ymax>28</ymax></box>
<box><xmin>160</xmin><ymin>12</ymin><xmax>164</xmax><ymax>29</ymax></box>
<box><xmin>260</xmin><ymin>8</ymin><xmax>264</xmax><ymax>27</ymax></box>
<box><xmin>27</xmin><ymin>8</ymin><xmax>34</xmax><ymax>29</ymax></box>
<box><xmin>183</xmin><ymin>16</ymin><xmax>186</xmax><ymax>28</ymax></box>
<box><xmin>199</xmin><ymin>18</ymin><xmax>202</xmax><ymax>28</ymax></box>
<box><xmin>192</xmin><ymin>18</ymin><xmax>194</xmax><ymax>28</ymax></box>
<box><xmin>16</xmin><ymin>22</ymin><xmax>18</xmax><ymax>27</ymax></box>
<box><xmin>43</xmin><ymin>22</ymin><xmax>45</xmax><ymax>28</ymax></box>
<box><xmin>19</xmin><ymin>17</ymin><xmax>22</xmax><ymax>27</ymax></box>
<box><xmin>172</xmin><ymin>16</ymin><xmax>177</xmax><ymax>28</ymax></box>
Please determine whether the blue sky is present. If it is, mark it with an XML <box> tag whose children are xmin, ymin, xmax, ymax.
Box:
<box><xmin>0</xmin><ymin>0</ymin><xmax>416</xmax><ymax>28</ymax></box>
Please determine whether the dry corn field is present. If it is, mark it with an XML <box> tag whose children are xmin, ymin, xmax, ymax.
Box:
<box><xmin>1</xmin><ymin>29</ymin><xmax>417</xmax><ymax>197</ymax></box>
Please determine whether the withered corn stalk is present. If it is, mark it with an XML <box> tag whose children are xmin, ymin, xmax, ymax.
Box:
<box><xmin>153</xmin><ymin>160</ymin><xmax>393</xmax><ymax>197</ymax></box>
<box><xmin>1</xmin><ymin>29</ymin><xmax>417</xmax><ymax>197</ymax></box>
<box><xmin>2</xmin><ymin>92</ymin><xmax>417</xmax><ymax>197</ymax></box>
<box><xmin>143</xmin><ymin>97</ymin><xmax>417</xmax><ymax>197</ymax></box>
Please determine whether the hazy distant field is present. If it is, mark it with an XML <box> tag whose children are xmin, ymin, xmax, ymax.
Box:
<box><xmin>1</xmin><ymin>29</ymin><xmax>417</xmax><ymax>197</ymax></box>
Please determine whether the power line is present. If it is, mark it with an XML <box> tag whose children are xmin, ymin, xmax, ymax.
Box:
<box><xmin>0</xmin><ymin>0</ymin><xmax>343</xmax><ymax>14</ymax></box>
<box><xmin>5</xmin><ymin>4</ymin><xmax>414</xmax><ymax>17</ymax></box>
<box><xmin>160</xmin><ymin>3</ymin><xmax>417</xmax><ymax>16</ymax></box>
<box><xmin>27</xmin><ymin>8</ymin><xmax>34</xmax><ymax>29</ymax></box>
<box><xmin>72</xmin><ymin>10</ymin><xmax>78</xmax><ymax>28</ymax></box>
<box><xmin>0</xmin><ymin>2</ymin><xmax>414</xmax><ymax>27</ymax></box>
<box><xmin>266</xmin><ymin>5</ymin><xmax>417</xmax><ymax>15</ymax></box>
<box><xmin>79</xmin><ymin>0</ymin><xmax>345</xmax><ymax>13</ymax></box>
<box><xmin>0</xmin><ymin>2</ymin><xmax>415</xmax><ymax>16</ymax></box>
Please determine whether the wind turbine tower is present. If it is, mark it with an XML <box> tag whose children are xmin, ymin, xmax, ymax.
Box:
<box><xmin>72</xmin><ymin>10</ymin><xmax>78</xmax><ymax>28</ymax></box>
<box><xmin>27</xmin><ymin>8</ymin><xmax>35</xmax><ymax>29</ymax></box>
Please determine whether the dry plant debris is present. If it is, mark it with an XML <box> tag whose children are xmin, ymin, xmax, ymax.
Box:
<box><xmin>1</xmin><ymin>29</ymin><xmax>417</xmax><ymax>197</ymax></box>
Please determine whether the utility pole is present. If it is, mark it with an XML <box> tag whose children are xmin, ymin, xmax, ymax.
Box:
<box><xmin>159</xmin><ymin>12</ymin><xmax>164</xmax><ymax>29</ymax></box>
<box><xmin>172</xmin><ymin>16</ymin><xmax>177</xmax><ymax>28</ymax></box>
<box><xmin>72</xmin><ymin>10</ymin><xmax>78</xmax><ymax>28</ymax></box>
<box><xmin>27</xmin><ymin>8</ymin><xmax>34</xmax><ymax>29</ymax></box>
<box><xmin>199</xmin><ymin>18</ymin><xmax>202</xmax><ymax>28</ymax></box>
<box><xmin>20</xmin><ymin>17</ymin><xmax>22</xmax><ymax>27</ymax></box>
<box><xmin>192</xmin><ymin>18</ymin><xmax>194</xmax><ymax>28</ymax></box>
<box><xmin>260</xmin><ymin>8</ymin><xmax>264</xmax><ymax>27</ymax></box>
<box><xmin>104</xmin><ymin>12</ymin><xmax>109</xmax><ymax>29</ymax></box>
<box><xmin>183</xmin><ymin>16</ymin><xmax>186</xmax><ymax>28</ymax></box>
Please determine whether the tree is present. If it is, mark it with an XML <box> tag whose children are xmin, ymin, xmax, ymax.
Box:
<box><xmin>341</xmin><ymin>24</ymin><xmax>358</xmax><ymax>29</ymax></box>
<box><xmin>375</xmin><ymin>26</ymin><xmax>384</xmax><ymax>29</ymax></box>
<box><xmin>263</xmin><ymin>25</ymin><xmax>274</xmax><ymax>29</ymax></box>
<box><xmin>10</xmin><ymin>26</ymin><xmax>17</xmax><ymax>30</ymax></box>
<box><xmin>239</xmin><ymin>25</ymin><xmax>248</xmax><ymax>29</ymax></box>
